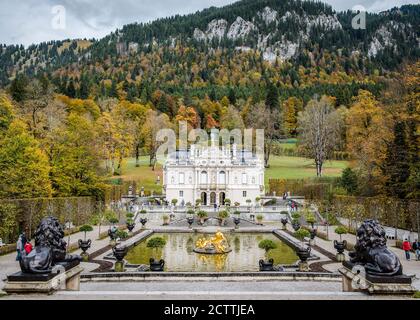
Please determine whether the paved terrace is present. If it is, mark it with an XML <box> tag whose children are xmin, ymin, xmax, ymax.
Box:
<box><xmin>1</xmin><ymin>218</ymin><xmax>419</xmax><ymax>299</ymax></box>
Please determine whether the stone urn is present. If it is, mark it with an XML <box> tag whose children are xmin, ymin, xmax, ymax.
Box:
<box><xmin>310</xmin><ymin>229</ymin><xmax>317</xmax><ymax>240</ymax></box>
<box><xmin>78</xmin><ymin>239</ymin><xmax>91</xmax><ymax>262</ymax></box>
<box><xmin>296</xmin><ymin>246</ymin><xmax>311</xmax><ymax>271</ymax></box>
<box><xmin>187</xmin><ymin>217</ymin><xmax>194</xmax><ymax>228</ymax></box>
<box><xmin>259</xmin><ymin>259</ymin><xmax>274</xmax><ymax>272</ymax></box>
<box><xmin>292</xmin><ymin>221</ymin><xmax>301</xmax><ymax>231</ymax></box>
<box><xmin>233</xmin><ymin>217</ymin><xmax>240</xmax><ymax>228</ymax></box>
<box><xmin>108</xmin><ymin>228</ymin><xmax>117</xmax><ymax>241</ymax></box>
<box><xmin>334</xmin><ymin>240</ymin><xmax>347</xmax><ymax>262</ymax></box>
<box><xmin>281</xmin><ymin>218</ymin><xmax>288</xmax><ymax>230</ymax></box>
<box><xmin>140</xmin><ymin>218</ymin><xmax>148</xmax><ymax>228</ymax></box>
<box><xmin>112</xmin><ymin>245</ymin><xmax>128</xmax><ymax>262</ymax></box>
<box><xmin>149</xmin><ymin>258</ymin><xmax>165</xmax><ymax>271</ymax></box>
<box><xmin>113</xmin><ymin>245</ymin><xmax>128</xmax><ymax>272</ymax></box>
<box><xmin>78</xmin><ymin>239</ymin><xmax>91</xmax><ymax>253</ymax></box>
<box><xmin>126</xmin><ymin>223</ymin><xmax>135</xmax><ymax>233</ymax></box>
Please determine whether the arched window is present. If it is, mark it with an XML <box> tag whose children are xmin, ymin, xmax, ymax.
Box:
<box><xmin>219</xmin><ymin>171</ymin><xmax>226</xmax><ymax>184</ymax></box>
<box><xmin>200</xmin><ymin>171</ymin><xmax>208</xmax><ymax>184</ymax></box>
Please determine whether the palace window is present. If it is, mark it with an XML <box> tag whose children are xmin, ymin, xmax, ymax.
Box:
<box><xmin>179</xmin><ymin>172</ymin><xmax>185</xmax><ymax>184</ymax></box>
<box><xmin>243</xmin><ymin>191</ymin><xmax>247</xmax><ymax>197</ymax></box>
<box><xmin>200</xmin><ymin>171</ymin><xmax>208</xmax><ymax>184</ymax></box>
<box><xmin>219</xmin><ymin>171</ymin><xmax>226</xmax><ymax>184</ymax></box>
<box><xmin>179</xmin><ymin>191</ymin><xmax>184</xmax><ymax>197</ymax></box>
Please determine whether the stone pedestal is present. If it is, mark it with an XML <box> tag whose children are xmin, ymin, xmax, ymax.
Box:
<box><xmin>3</xmin><ymin>263</ymin><xmax>83</xmax><ymax>294</ymax></box>
<box><xmin>339</xmin><ymin>264</ymin><xmax>415</xmax><ymax>295</ymax></box>
<box><xmin>115</xmin><ymin>261</ymin><xmax>125</xmax><ymax>272</ymax></box>
<box><xmin>309</xmin><ymin>239</ymin><xmax>315</xmax><ymax>246</ymax></box>
<box><xmin>81</xmin><ymin>252</ymin><xmax>89</xmax><ymax>262</ymax></box>
<box><xmin>298</xmin><ymin>261</ymin><xmax>309</xmax><ymax>272</ymax></box>
<box><xmin>336</xmin><ymin>253</ymin><xmax>345</xmax><ymax>262</ymax></box>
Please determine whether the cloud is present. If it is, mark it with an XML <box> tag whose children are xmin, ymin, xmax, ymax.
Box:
<box><xmin>0</xmin><ymin>0</ymin><xmax>418</xmax><ymax>46</ymax></box>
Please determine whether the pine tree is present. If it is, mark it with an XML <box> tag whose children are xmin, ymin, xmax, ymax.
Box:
<box><xmin>384</xmin><ymin>121</ymin><xmax>410</xmax><ymax>198</ymax></box>
<box><xmin>265</xmin><ymin>83</ymin><xmax>279</xmax><ymax>110</ymax></box>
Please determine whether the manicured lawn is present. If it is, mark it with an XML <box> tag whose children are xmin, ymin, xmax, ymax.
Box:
<box><xmin>265</xmin><ymin>156</ymin><xmax>348</xmax><ymax>183</ymax></box>
<box><xmin>113</xmin><ymin>155</ymin><xmax>349</xmax><ymax>193</ymax></box>
<box><xmin>114</xmin><ymin>156</ymin><xmax>163</xmax><ymax>193</ymax></box>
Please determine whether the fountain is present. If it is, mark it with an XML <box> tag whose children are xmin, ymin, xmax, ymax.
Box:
<box><xmin>193</xmin><ymin>231</ymin><xmax>232</xmax><ymax>254</ymax></box>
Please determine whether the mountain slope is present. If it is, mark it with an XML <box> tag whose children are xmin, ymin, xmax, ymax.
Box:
<box><xmin>0</xmin><ymin>0</ymin><xmax>418</xmax><ymax>106</ymax></box>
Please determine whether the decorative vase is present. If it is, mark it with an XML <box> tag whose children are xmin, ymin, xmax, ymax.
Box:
<box><xmin>334</xmin><ymin>240</ymin><xmax>347</xmax><ymax>254</ymax></box>
<box><xmin>292</xmin><ymin>222</ymin><xmax>301</xmax><ymax>231</ymax></box>
<box><xmin>127</xmin><ymin>223</ymin><xmax>135</xmax><ymax>233</ymax></box>
<box><xmin>296</xmin><ymin>246</ymin><xmax>311</xmax><ymax>272</ymax></box>
<box><xmin>310</xmin><ymin>229</ymin><xmax>317</xmax><ymax>240</ymax></box>
<box><xmin>140</xmin><ymin>218</ymin><xmax>148</xmax><ymax>228</ymax></box>
<box><xmin>281</xmin><ymin>218</ymin><xmax>288</xmax><ymax>229</ymax></box>
<box><xmin>112</xmin><ymin>245</ymin><xmax>128</xmax><ymax>262</ymax></box>
<box><xmin>234</xmin><ymin>217</ymin><xmax>240</xmax><ymax>228</ymax></box>
<box><xmin>187</xmin><ymin>217</ymin><xmax>194</xmax><ymax>228</ymax></box>
<box><xmin>78</xmin><ymin>239</ymin><xmax>91</xmax><ymax>254</ymax></box>
<box><xmin>259</xmin><ymin>259</ymin><xmax>274</xmax><ymax>271</ymax></box>
<box><xmin>149</xmin><ymin>258</ymin><xmax>165</xmax><ymax>271</ymax></box>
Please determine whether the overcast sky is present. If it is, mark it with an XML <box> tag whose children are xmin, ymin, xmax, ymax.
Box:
<box><xmin>1</xmin><ymin>0</ymin><xmax>418</xmax><ymax>46</ymax></box>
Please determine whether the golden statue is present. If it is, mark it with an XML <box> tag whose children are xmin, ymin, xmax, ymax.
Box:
<box><xmin>194</xmin><ymin>231</ymin><xmax>232</xmax><ymax>254</ymax></box>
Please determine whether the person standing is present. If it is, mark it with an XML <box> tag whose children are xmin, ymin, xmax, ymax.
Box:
<box><xmin>413</xmin><ymin>239</ymin><xmax>420</xmax><ymax>261</ymax></box>
<box><xmin>402</xmin><ymin>239</ymin><xmax>412</xmax><ymax>260</ymax></box>
<box><xmin>16</xmin><ymin>233</ymin><xmax>25</xmax><ymax>261</ymax></box>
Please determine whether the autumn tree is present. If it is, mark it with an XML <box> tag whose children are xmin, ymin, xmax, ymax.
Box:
<box><xmin>298</xmin><ymin>95</ymin><xmax>343</xmax><ymax>177</ymax></box>
<box><xmin>0</xmin><ymin>120</ymin><xmax>52</xmax><ymax>198</ymax></box>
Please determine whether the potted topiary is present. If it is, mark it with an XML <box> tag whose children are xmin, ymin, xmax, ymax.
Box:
<box><xmin>233</xmin><ymin>210</ymin><xmax>241</xmax><ymax>228</ymax></box>
<box><xmin>139</xmin><ymin>210</ymin><xmax>148</xmax><ymax>228</ymax></box>
<box><xmin>255</xmin><ymin>197</ymin><xmax>261</xmax><ymax>207</ymax></box>
<box><xmin>147</xmin><ymin>237</ymin><xmax>166</xmax><ymax>271</ymax></box>
<box><xmin>162</xmin><ymin>214</ymin><xmax>170</xmax><ymax>225</ymax></box>
<box><xmin>291</xmin><ymin>212</ymin><xmax>301</xmax><ymax>231</ymax></box>
<box><xmin>218</xmin><ymin>210</ymin><xmax>229</xmax><ymax>226</ymax></box>
<box><xmin>334</xmin><ymin>226</ymin><xmax>348</xmax><ymax>262</ymax></box>
<box><xmin>195</xmin><ymin>199</ymin><xmax>202</xmax><ymax>208</ymax></box>
<box><xmin>224</xmin><ymin>198</ymin><xmax>231</xmax><ymax>207</ymax></box>
<box><xmin>126</xmin><ymin>213</ymin><xmax>135</xmax><ymax>233</ymax></box>
<box><xmin>196</xmin><ymin>210</ymin><xmax>208</xmax><ymax>225</ymax></box>
<box><xmin>234</xmin><ymin>202</ymin><xmax>240</xmax><ymax>208</ymax></box>
<box><xmin>256</xmin><ymin>214</ymin><xmax>264</xmax><ymax>224</ymax></box>
<box><xmin>305</xmin><ymin>212</ymin><xmax>316</xmax><ymax>229</ymax></box>
<box><xmin>78</xmin><ymin>224</ymin><xmax>93</xmax><ymax>261</ymax></box>
<box><xmin>258</xmin><ymin>239</ymin><xmax>277</xmax><ymax>271</ymax></box>
<box><xmin>280</xmin><ymin>211</ymin><xmax>288</xmax><ymax>230</ymax></box>
<box><xmin>293</xmin><ymin>229</ymin><xmax>311</xmax><ymax>271</ymax></box>
<box><xmin>115</xmin><ymin>229</ymin><xmax>128</xmax><ymax>242</ymax></box>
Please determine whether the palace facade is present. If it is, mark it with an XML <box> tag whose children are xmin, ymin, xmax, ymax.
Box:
<box><xmin>163</xmin><ymin>142</ymin><xmax>265</xmax><ymax>206</ymax></box>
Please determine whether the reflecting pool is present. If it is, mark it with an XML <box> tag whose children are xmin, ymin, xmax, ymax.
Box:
<box><xmin>125</xmin><ymin>233</ymin><xmax>298</xmax><ymax>272</ymax></box>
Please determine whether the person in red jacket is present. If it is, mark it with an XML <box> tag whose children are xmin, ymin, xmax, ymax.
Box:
<box><xmin>402</xmin><ymin>239</ymin><xmax>412</xmax><ymax>260</ymax></box>
<box><xmin>24</xmin><ymin>241</ymin><xmax>33</xmax><ymax>254</ymax></box>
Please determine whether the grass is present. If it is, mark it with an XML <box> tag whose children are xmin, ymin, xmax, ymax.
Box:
<box><xmin>111</xmin><ymin>156</ymin><xmax>163</xmax><ymax>193</ymax></box>
<box><xmin>414</xmin><ymin>291</ymin><xmax>420</xmax><ymax>299</ymax></box>
<box><xmin>265</xmin><ymin>156</ymin><xmax>348</xmax><ymax>182</ymax></box>
<box><xmin>112</xmin><ymin>155</ymin><xmax>349</xmax><ymax>192</ymax></box>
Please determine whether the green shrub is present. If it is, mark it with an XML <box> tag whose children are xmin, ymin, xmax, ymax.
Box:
<box><xmin>126</xmin><ymin>213</ymin><xmax>134</xmax><ymax>219</ymax></box>
<box><xmin>140</xmin><ymin>210</ymin><xmax>147</xmax><ymax>214</ymax></box>
<box><xmin>233</xmin><ymin>210</ymin><xmax>241</xmax><ymax>215</ymax></box>
<box><xmin>291</xmin><ymin>212</ymin><xmax>301</xmax><ymax>220</ymax></box>
<box><xmin>147</xmin><ymin>237</ymin><xmax>167</xmax><ymax>249</ymax></box>
<box><xmin>108</xmin><ymin>217</ymin><xmax>119</xmax><ymax>225</ymax></box>
<box><xmin>305</xmin><ymin>212</ymin><xmax>316</xmax><ymax>225</ymax></box>
<box><xmin>79</xmin><ymin>224</ymin><xmax>93</xmax><ymax>233</ymax></box>
<box><xmin>413</xmin><ymin>291</ymin><xmax>420</xmax><ymax>299</ymax></box>
<box><xmin>171</xmin><ymin>199</ymin><xmax>178</xmax><ymax>205</ymax></box>
<box><xmin>258</xmin><ymin>239</ymin><xmax>277</xmax><ymax>258</ymax></box>
<box><xmin>196</xmin><ymin>210</ymin><xmax>208</xmax><ymax>218</ymax></box>
<box><xmin>294</xmin><ymin>229</ymin><xmax>310</xmax><ymax>241</ymax></box>
<box><xmin>116</xmin><ymin>230</ymin><xmax>128</xmax><ymax>240</ymax></box>
<box><xmin>218</xmin><ymin>210</ymin><xmax>229</xmax><ymax>219</ymax></box>
<box><xmin>335</xmin><ymin>226</ymin><xmax>348</xmax><ymax>241</ymax></box>
<box><xmin>187</xmin><ymin>209</ymin><xmax>195</xmax><ymax>215</ymax></box>
<box><xmin>256</xmin><ymin>214</ymin><xmax>264</xmax><ymax>221</ymax></box>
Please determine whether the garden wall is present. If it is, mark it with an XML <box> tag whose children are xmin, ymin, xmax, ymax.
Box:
<box><xmin>0</xmin><ymin>196</ymin><xmax>102</xmax><ymax>243</ymax></box>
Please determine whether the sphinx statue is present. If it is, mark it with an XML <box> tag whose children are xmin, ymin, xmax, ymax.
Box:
<box><xmin>348</xmin><ymin>219</ymin><xmax>402</xmax><ymax>276</ymax></box>
<box><xmin>19</xmin><ymin>216</ymin><xmax>82</xmax><ymax>274</ymax></box>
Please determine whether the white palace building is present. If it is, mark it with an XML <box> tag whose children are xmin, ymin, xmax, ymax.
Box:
<box><xmin>163</xmin><ymin>139</ymin><xmax>265</xmax><ymax>206</ymax></box>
